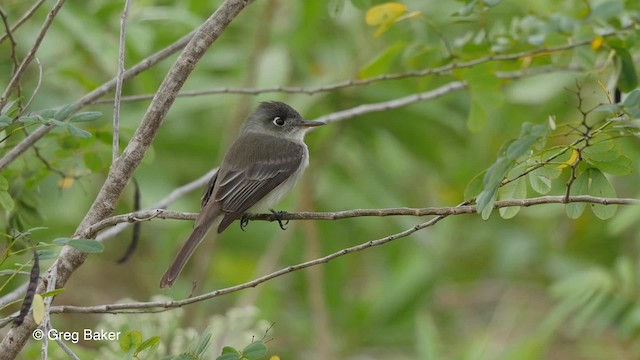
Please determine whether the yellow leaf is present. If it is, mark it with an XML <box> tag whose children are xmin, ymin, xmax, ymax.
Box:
<box><xmin>269</xmin><ymin>356</ymin><xmax>281</xmax><ymax>360</ymax></box>
<box><xmin>365</xmin><ymin>2</ymin><xmax>407</xmax><ymax>26</ymax></box>
<box><xmin>591</xmin><ymin>35</ymin><xmax>604</xmax><ymax>51</ymax></box>
<box><xmin>557</xmin><ymin>148</ymin><xmax>579</xmax><ymax>169</ymax></box>
<box><xmin>32</xmin><ymin>294</ymin><xmax>45</xmax><ymax>325</ymax></box>
<box><xmin>58</xmin><ymin>177</ymin><xmax>74</xmax><ymax>190</ymax></box>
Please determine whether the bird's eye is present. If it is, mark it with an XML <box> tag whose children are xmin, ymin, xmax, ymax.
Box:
<box><xmin>273</xmin><ymin>117</ymin><xmax>285</xmax><ymax>126</ymax></box>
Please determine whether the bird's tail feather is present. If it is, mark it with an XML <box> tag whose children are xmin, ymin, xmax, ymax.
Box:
<box><xmin>160</xmin><ymin>210</ymin><xmax>221</xmax><ymax>288</ymax></box>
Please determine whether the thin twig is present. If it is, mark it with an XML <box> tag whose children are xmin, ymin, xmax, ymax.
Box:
<box><xmin>0</xmin><ymin>0</ymin><xmax>47</xmax><ymax>44</ymax></box>
<box><xmin>313</xmin><ymin>81</ymin><xmax>467</xmax><ymax>124</ymax></box>
<box><xmin>95</xmin><ymin>33</ymin><xmax>621</xmax><ymax>104</ymax></box>
<box><xmin>0</xmin><ymin>30</ymin><xmax>196</xmax><ymax>171</ymax></box>
<box><xmin>0</xmin><ymin>0</ymin><xmax>67</xmax><ymax>107</ymax></box>
<box><xmin>20</xmin><ymin>58</ymin><xmax>43</xmax><ymax>115</ymax></box>
<box><xmin>95</xmin><ymin>168</ymin><xmax>217</xmax><ymax>241</ymax></box>
<box><xmin>0</xmin><ymin>9</ymin><xmax>21</xmax><ymax>97</ymax></box>
<box><xmin>113</xmin><ymin>0</ymin><xmax>132</xmax><ymax>162</ymax></box>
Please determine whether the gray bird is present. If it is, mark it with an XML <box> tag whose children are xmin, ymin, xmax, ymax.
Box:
<box><xmin>160</xmin><ymin>101</ymin><xmax>324</xmax><ymax>288</ymax></box>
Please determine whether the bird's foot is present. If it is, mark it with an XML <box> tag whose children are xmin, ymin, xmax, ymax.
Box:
<box><xmin>240</xmin><ymin>214</ymin><xmax>250</xmax><ymax>231</ymax></box>
<box><xmin>270</xmin><ymin>209</ymin><xmax>289</xmax><ymax>230</ymax></box>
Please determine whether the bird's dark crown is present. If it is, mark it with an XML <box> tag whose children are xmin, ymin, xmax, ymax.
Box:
<box><xmin>257</xmin><ymin>101</ymin><xmax>302</xmax><ymax>121</ymax></box>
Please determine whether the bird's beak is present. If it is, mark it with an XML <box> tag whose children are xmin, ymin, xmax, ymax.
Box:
<box><xmin>296</xmin><ymin>119</ymin><xmax>325</xmax><ymax>128</ymax></box>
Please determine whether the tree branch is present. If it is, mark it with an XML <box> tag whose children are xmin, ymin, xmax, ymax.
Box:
<box><xmin>0</xmin><ymin>0</ymin><xmax>47</xmax><ymax>44</ymax></box>
<box><xmin>0</xmin><ymin>1</ymin><xmax>252</xmax><ymax>357</ymax></box>
<box><xmin>0</xmin><ymin>0</ymin><xmax>66</xmax><ymax>107</ymax></box>
<box><xmin>95</xmin><ymin>33</ymin><xmax>621</xmax><ymax>103</ymax></box>
<box><xmin>112</xmin><ymin>0</ymin><xmax>132</xmax><ymax>162</ymax></box>
<box><xmin>84</xmin><ymin>195</ymin><xmax>639</xmax><ymax>238</ymax></box>
<box><xmin>0</xmin><ymin>195</ymin><xmax>636</xmax><ymax>327</ymax></box>
<box><xmin>0</xmin><ymin>27</ymin><xmax>195</xmax><ymax>172</ymax></box>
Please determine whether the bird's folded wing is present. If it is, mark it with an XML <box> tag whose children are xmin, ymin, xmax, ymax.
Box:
<box><xmin>212</xmin><ymin>143</ymin><xmax>305</xmax><ymax>232</ymax></box>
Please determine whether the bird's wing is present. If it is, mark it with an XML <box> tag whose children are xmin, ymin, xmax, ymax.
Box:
<box><xmin>211</xmin><ymin>137</ymin><xmax>305</xmax><ymax>233</ymax></box>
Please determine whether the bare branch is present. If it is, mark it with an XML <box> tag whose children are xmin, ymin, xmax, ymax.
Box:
<box><xmin>0</xmin><ymin>29</ymin><xmax>194</xmax><ymax>171</ymax></box>
<box><xmin>0</xmin><ymin>9</ymin><xmax>20</xmax><ymax>82</ymax></box>
<box><xmin>96</xmin><ymin>33</ymin><xmax>619</xmax><ymax>104</ymax></box>
<box><xmin>85</xmin><ymin>195</ymin><xmax>640</xmax><ymax>238</ymax></box>
<box><xmin>0</xmin><ymin>0</ymin><xmax>47</xmax><ymax>44</ymax></box>
<box><xmin>112</xmin><ymin>0</ymin><xmax>133</xmax><ymax>162</ymax></box>
<box><xmin>41</xmin><ymin>215</ymin><xmax>452</xmax><ymax>316</ymax></box>
<box><xmin>0</xmin><ymin>0</ymin><xmax>66</xmax><ymax>107</ymax></box>
<box><xmin>95</xmin><ymin>168</ymin><xmax>217</xmax><ymax>241</ymax></box>
<box><xmin>0</xmin><ymin>0</ymin><xmax>252</xmax><ymax>357</ymax></box>
<box><xmin>0</xmin><ymin>195</ymin><xmax>636</xmax><ymax>326</ymax></box>
<box><xmin>314</xmin><ymin>81</ymin><xmax>467</xmax><ymax>123</ymax></box>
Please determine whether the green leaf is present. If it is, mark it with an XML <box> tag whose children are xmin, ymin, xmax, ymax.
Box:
<box><xmin>36</xmin><ymin>249</ymin><xmax>58</xmax><ymax>260</ymax></box>
<box><xmin>566</xmin><ymin>170</ymin><xmax>589</xmax><ymax>219</ymax></box>
<box><xmin>41</xmin><ymin>288</ymin><xmax>66</xmax><ymax>298</ymax></box>
<box><xmin>67</xmin><ymin>124</ymin><xmax>92</xmax><ymax>138</ymax></box>
<box><xmin>242</xmin><ymin>341</ymin><xmax>267</xmax><ymax>360</ymax></box>
<box><xmin>477</xmin><ymin>156</ymin><xmax>514</xmax><ymax>218</ymax></box>
<box><xmin>622</xmin><ymin>89</ymin><xmax>640</xmax><ymax>107</ymax></box>
<box><xmin>583</xmin><ymin>135</ymin><xmax>618</xmax><ymax>162</ymax></box>
<box><xmin>18</xmin><ymin>116</ymin><xmax>38</xmax><ymax>125</ymax></box>
<box><xmin>594</xmin><ymin>103</ymin><xmax>622</xmax><ymax>113</ymax></box>
<box><xmin>0</xmin><ymin>115</ymin><xmax>12</xmax><ymax>126</ymax></box>
<box><xmin>173</xmin><ymin>354</ymin><xmax>199</xmax><ymax>360</ymax></box>
<box><xmin>0</xmin><ymin>190</ymin><xmax>15</xmax><ymax>211</ymax></box>
<box><xmin>194</xmin><ymin>331</ymin><xmax>211</xmax><ymax>355</ymax></box>
<box><xmin>54</xmin><ymin>104</ymin><xmax>76</xmax><ymax>121</ymax></box>
<box><xmin>120</xmin><ymin>331</ymin><xmax>143</xmax><ymax>352</ymax></box>
<box><xmin>478</xmin><ymin>190</ymin><xmax>497</xmax><ymax>220</ymax></box>
<box><xmin>588</xmin><ymin>169</ymin><xmax>617</xmax><ymax>219</ymax></box>
<box><xmin>464</xmin><ymin>170</ymin><xmax>485</xmax><ymax>200</ymax></box>
<box><xmin>358</xmin><ymin>43</ymin><xmax>405</xmax><ymax>79</ymax></box>
<box><xmin>69</xmin><ymin>111</ymin><xmax>102</xmax><ymax>122</ymax></box>
<box><xmin>498</xmin><ymin>176</ymin><xmax>526</xmax><ymax>219</ymax></box>
<box><xmin>53</xmin><ymin>238</ymin><xmax>104</xmax><ymax>253</ymax></box>
<box><xmin>0</xmin><ymin>175</ymin><xmax>8</xmax><ymax>191</ymax></box>
<box><xmin>218</xmin><ymin>347</ymin><xmax>241</xmax><ymax>360</ymax></box>
<box><xmin>135</xmin><ymin>336</ymin><xmax>161</xmax><ymax>355</ymax></box>
<box><xmin>614</xmin><ymin>47</ymin><xmax>638</xmax><ymax>92</ymax></box>
<box><xmin>1</xmin><ymin>98</ymin><xmax>20</xmax><ymax>116</ymax></box>
<box><xmin>587</xmin><ymin>155</ymin><xmax>633</xmax><ymax>176</ymax></box>
<box><xmin>528</xmin><ymin>173</ymin><xmax>552</xmax><ymax>194</ymax></box>
<box><xmin>506</xmin><ymin>123</ymin><xmax>548</xmax><ymax>160</ymax></box>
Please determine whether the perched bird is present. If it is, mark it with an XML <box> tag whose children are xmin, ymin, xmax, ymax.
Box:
<box><xmin>160</xmin><ymin>101</ymin><xmax>324</xmax><ymax>288</ymax></box>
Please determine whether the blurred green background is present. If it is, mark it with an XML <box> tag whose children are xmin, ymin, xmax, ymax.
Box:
<box><xmin>1</xmin><ymin>0</ymin><xmax>640</xmax><ymax>358</ymax></box>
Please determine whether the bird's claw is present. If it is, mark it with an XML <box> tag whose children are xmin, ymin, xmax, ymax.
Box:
<box><xmin>240</xmin><ymin>214</ymin><xmax>250</xmax><ymax>231</ymax></box>
<box><xmin>270</xmin><ymin>209</ymin><xmax>289</xmax><ymax>230</ymax></box>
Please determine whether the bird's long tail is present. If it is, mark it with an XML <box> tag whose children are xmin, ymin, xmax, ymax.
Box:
<box><xmin>159</xmin><ymin>209</ymin><xmax>221</xmax><ymax>288</ymax></box>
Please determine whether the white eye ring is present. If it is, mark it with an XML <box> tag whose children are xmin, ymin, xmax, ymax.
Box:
<box><xmin>273</xmin><ymin>117</ymin><xmax>285</xmax><ymax>126</ymax></box>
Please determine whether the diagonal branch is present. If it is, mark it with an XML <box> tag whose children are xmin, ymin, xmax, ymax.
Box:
<box><xmin>0</xmin><ymin>1</ymin><xmax>252</xmax><ymax>358</ymax></box>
